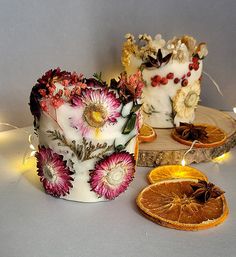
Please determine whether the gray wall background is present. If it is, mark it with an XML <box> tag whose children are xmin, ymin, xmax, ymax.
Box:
<box><xmin>0</xmin><ymin>0</ymin><xmax>235</xmax><ymax>129</ymax></box>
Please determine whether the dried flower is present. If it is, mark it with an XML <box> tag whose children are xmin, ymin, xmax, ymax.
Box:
<box><xmin>70</xmin><ymin>87</ymin><xmax>121</xmax><ymax>137</ymax></box>
<box><xmin>36</xmin><ymin>146</ymin><xmax>74</xmax><ymax>197</ymax></box>
<box><xmin>166</xmin><ymin>38</ymin><xmax>189</xmax><ymax>63</ymax></box>
<box><xmin>29</xmin><ymin>68</ymin><xmax>87</xmax><ymax>119</ymax></box>
<box><xmin>191</xmin><ymin>180</ymin><xmax>225</xmax><ymax>203</ymax></box>
<box><xmin>89</xmin><ymin>151</ymin><xmax>135</xmax><ymax>200</ymax></box>
<box><xmin>111</xmin><ymin>71</ymin><xmax>145</xmax><ymax>103</ymax></box>
<box><xmin>181</xmin><ymin>35</ymin><xmax>196</xmax><ymax>56</ymax></box>
<box><xmin>172</xmin><ymin>80</ymin><xmax>201</xmax><ymax>120</ymax></box>
<box><xmin>122</xmin><ymin>33</ymin><xmax>139</xmax><ymax>67</ymax></box>
<box><xmin>196</xmin><ymin>43</ymin><xmax>208</xmax><ymax>59</ymax></box>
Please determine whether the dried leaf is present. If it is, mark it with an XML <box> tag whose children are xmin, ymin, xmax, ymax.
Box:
<box><xmin>122</xmin><ymin>113</ymin><xmax>137</xmax><ymax>134</ymax></box>
<box><xmin>130</xmin><ymin>103</ymin><xmax>142</xmax><ymax>113</ymax></box>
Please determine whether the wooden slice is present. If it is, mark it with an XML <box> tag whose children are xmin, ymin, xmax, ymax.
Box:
<box><xmin>138</xmin><ymin>106</ymin><xmax>236</xmax><ymax>167</ymax></box>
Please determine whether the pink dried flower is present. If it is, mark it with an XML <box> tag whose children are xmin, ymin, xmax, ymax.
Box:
<box><xmin>89</xmin><ymin>151</ymin><xmax>135</xmax><ymax>200</ymax></box>
<box><xmin>71</xmin><ymin>88</ymin><xmax>121</xmax><ymax>137</ymax></box>
<box><xmin>36</xmin><ymin>146</ymin><xmax>74</xmax><ymax>197</ymax></box>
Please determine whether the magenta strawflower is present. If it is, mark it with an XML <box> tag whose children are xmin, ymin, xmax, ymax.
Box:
<box><xmin>89</xmin><ymin>151</ymin><xmax>135</xmax><ymax>200</ymax></box>
<box><xmin>71</xmin><ymin>88</ymin><xmax>121</xmax><ymax>137</ymax></box>
<box><xmin>36</xmin><ymin>146</ymin><xmax>74</xmax><ymax>197</ymax></box>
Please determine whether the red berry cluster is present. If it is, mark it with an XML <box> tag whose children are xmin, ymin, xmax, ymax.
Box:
<box><xmin>151</xmin><ymin>56</ymin><xmax>200</xmax><ymax>88</ymax></box>
<box><xmin>151</xmin><ymin>73</ymin><xmax>173</xmax><ymax>87</ymax></box>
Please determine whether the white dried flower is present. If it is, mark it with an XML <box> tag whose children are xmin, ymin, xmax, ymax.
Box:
<box><xmin>197</xmin><ymin>43</ymin><xmax>208</xmax><ymax>58</ymax></box>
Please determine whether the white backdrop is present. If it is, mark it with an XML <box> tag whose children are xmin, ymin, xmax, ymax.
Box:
<box><xmin>0</xmin><ymin>0</ymin><xmax>235</xmax><ymax>129</ymax></box>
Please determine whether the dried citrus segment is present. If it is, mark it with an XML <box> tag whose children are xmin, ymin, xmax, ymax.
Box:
<box><xmin>148</xmin><ymin>165</ymin><xmax>208</xmax><ymax>183</ymax></box>
<box><xmin>134</xmin><ymin>137</ymin><xmax>139</xmax><ymax>161</ymax></box>
<box><xmin>172</xmin><ymin>124</ymin><xmax>227</xmax><ymax>148</ymax></box>
<box><xmin>138</xmin><ymin>124</ymin><xmax>156</xmax><ymax>143</ymax></box>
<box><xmin>137</xmin><ymin>179</ymin><xmax>228</xmax><ymax>231</ymax></box>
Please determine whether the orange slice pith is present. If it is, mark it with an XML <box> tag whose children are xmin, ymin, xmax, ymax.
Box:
<box><xmin>138</xmin><ymin>124</ymin><xmax>156</xmax><ymax>143</ymax></box>
<box><xmin>148</xmin><ymin>165</ymin><xmax>208</xmax><ymax>184</ymax></box>
<box><xmin>136</xmin><ymin>179</ymin><xmax>228</xmax><ymax>231</ymax></box>
<box><xmin>172</xmin><ymin>124</ymin><xmax>227</xmax><ymax>148</ymax></box>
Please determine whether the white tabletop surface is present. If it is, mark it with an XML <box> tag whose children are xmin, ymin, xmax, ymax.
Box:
<box><xmin>0</xmin><ymin>114</ymin><xmax>236</xmax><ymax>257</ymax></box>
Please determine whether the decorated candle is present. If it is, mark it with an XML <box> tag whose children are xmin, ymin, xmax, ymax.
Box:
<box><xmin>122</xmin><ymin>34</ymin><xmax>208</xmax><ymax>128</ymax></box>
<box><xmin>29</xmin><ymin>69</ymin><xmax>144</xmax><ymax>202</ymax></box>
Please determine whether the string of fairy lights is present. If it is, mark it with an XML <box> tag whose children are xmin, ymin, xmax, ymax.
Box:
<box><xmin>0</xmin><ymin>123</ymin><xmax>36</xmax><ymax>163</ymax></box>
<box><xmin>1</xmin><ymin>107</ymin><xmax>235</xmax><ymax>167</ymax></box>
<box><xmin>181</xmin><ymin>140</ymin><xmax>199</xmax><ymax>166</ymax></box>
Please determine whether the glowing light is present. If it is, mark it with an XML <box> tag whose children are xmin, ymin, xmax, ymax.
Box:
<box><xmin>181</xmin><ymin>158</ymin><xmax>186</xmax><ymax>166</ymax></box>
<box><xmin>233</xmin><ymin>107</ymin><xmax>236</xmax><ymax>113</ymax></box>
<box><xmin>30</xmin><ymin>150</ymin><xmax>37</xmax><ymax>157</ymax></box>
<box><xmin>180</xmin><ymin>140</ymin><xmax>199</xmax><ymax>166</ymax></box>
<box><xmin>27</xmin><ymin>133</ymin><xmax>37</xmax><ymax>159</ymax></box>
<box><xmin>213</xmin><ymin>152</ymin><xmax>231</xmax><ymax>163</ymax></box>
<box><xmin>30</xmin><ymin>144</ymin><xmax>35</xmax><ymax>150</ymax></box>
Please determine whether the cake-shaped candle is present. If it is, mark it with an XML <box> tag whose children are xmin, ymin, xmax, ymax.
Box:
<box><xmin>122</xmin><ymin>34</ymin><xmax>208</xmax><ymax>128</ymax></box>
<box><xmin>30</xmin><ymin>68</ymin><xmax>144</xmax><ymax>202</ymax></box>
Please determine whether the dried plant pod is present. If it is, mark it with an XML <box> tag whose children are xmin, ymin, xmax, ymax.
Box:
<box><xmin>172</xmin><ymin>123</ymin><xmax>227</xmax><ymax>148</ymax></box>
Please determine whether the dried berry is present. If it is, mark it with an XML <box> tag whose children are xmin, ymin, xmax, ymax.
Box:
<box><xmin>193</xmin><ymin>63</ymin><xmax>199</xmax><ymax>71</ymax></box>
<box><xmin>181</xmin><ymin>79</ymin><xmax>188</xmax><ymax>87</ymax></box>
<box><xmin>174</xmin><ymin>78</ymin><xmax>180</xmax><ymax>84</ymax></box>
<box><xmin>160</xmin><ymin>77</ymin><xmax>168</xmax><ymax>85</ymax></box>
<box><xmin>189</xmin><ymin>63</ymin><xmax>194</xmax><ymax>70</ymax></box>
<box><xmin>192</xmin><ymin>57</ymin><xmax>199</xmax><ymax>63</ymax></box>
<box><xmin>167</xmin><ymin>73</ymin><xmax>174</xmax><ymax>79</ymax></box>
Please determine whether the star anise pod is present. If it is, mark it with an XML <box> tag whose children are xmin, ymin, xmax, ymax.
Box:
<box><xmin>142</xmin><ymin>49</ymin><xmax>172</xmax><ymax>68</ymax></box>
<box><xmin>191</xmin><ymin>180</ymin><xmax>225</xmax><ymax>203</ymax></box>
<box><xmin>175</xmin><ymin>123</ymin><xmax>208</xmax><ymax>141</ymax></box>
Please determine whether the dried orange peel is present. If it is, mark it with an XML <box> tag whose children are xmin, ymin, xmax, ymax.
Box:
<box><xmin>138</xmin><ymin>124</ymin><xmax>156</xmax><ymax>143</ymax></box>
<box><xmin>147</xmin><ymin>165</ymin><xmax>208</xmax><ymax>183</ymax></box>
<box><xmin>136</xmin><ymin>178</ymin><xmax>228</xmax><ymax>231</ymax></box>
<box><xmin>172</xmin><ymin>124</ymin><xmax>227</xmax><ymax>148</ymax></box>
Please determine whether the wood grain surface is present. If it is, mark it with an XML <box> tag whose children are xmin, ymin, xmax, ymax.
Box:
<box><xmin>138</xmin><ymin>106</ymin><xmax>236</xmax><ymax>167</ymax></box>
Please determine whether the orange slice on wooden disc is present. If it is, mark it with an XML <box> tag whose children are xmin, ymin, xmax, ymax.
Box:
<box><xmin>172</xmin><ymin>124</ymin><xmax>227</xmax><ymax>148</ymax></box>
<box><xmin>147</xmin><ymin>165</ymin><xmax>208</xmax><ymax>183</ymax></box>
<box><xmin>137</xmin><ymin>179</ymin><xmax>228</xmax><ymax>231</ymax></box>
<box><xmin>138</xmin><ymin>124</ymin><xmax>156</xmax><ymax>143</ymax></box>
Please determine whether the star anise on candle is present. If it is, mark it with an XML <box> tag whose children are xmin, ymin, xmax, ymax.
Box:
<box><xmin>175</xmin><ymin>123</ymin><xmax>208</xmax><ymax>141</ymax></box>
<box><xmin>142</xmin><ymin>49</ymin><xmax>172</xmax><ymax>68</ymax></box>
<box><xmin>191</xmin><ymin>180</ymin><xmax>225</xmax><ymax>203</ymax></box>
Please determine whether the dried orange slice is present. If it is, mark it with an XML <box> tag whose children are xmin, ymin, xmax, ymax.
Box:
<box><xmin>138</xmin><ymin>124</ymin><xmax>156</xmax><ymax>143</ymax></box>
<box><xmin>147</xmin><ymin>165</ymin><xmax>208</xmax><ymax>183</ymax></box>
<box><xmin>134</xmin><ymin>137</ymin><xmax>139</xmax><ymax>161</ymax></box>
<box><xmin>172</xmin><ymin>124</ymin><xmax>227</xmax><ymax>148</ymax></box>
<box><xmin>137</xmin><ymin>179</ymin><xmax>228</xmax><ymax>231</ymax></box>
